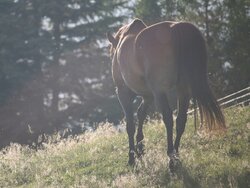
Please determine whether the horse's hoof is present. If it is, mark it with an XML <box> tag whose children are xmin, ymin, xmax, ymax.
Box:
<box><xmin>128</xmin><ymin>151</ymin><xmax>135</xmax><ymax>166</ymax></box>
<box><xmin>136</xmin><ymin>142</ymin><xmax>145</xmax><ymax>158</ymax></box>
<box><xmin>168</xmin><ymin>152</ymin><xmax>182</xmax><ymax>174</ymax></box>
<box><xmin>127</xmin><ymin>159</ymin><xmax>135</xmax><ymax>166</ymax></box>
<box><xmin>169</xmin><ymin>150</ymin><xmax>180</xmax><ymax>160</ymax></box>
<box><xmin>169</xmin><ymin>158</ymin><xmax>176</xmax><ymax>174</ymax></box>
<box><xmin>175</xmin><ymin>152</ymin><xmax>180</xmax><ymax>159</ymax></box>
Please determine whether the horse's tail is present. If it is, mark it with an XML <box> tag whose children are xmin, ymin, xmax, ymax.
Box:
<box><xmin>172</xmin><ymin>22</ymin><xmax>226</xmax><ymax>129</ymax></box>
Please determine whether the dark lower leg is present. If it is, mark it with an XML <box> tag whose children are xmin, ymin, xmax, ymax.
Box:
<box><xmin>126</xmin><ymin>117</ymin><xmax>136</xmax><ymax>165</ymax></box>
<box><xmin>155</xmin><ymin>93</ymin><xmax>174</xmax><ymax>156</ymax></box>
<box><xmin>161</xmin><ymin>102</ymin><xmax>177</xmax><ymax>174</ymax></box>
<box><xmin>136</xmin><ymin>97</ymin><xmax>152</xmax><ymax>156</ymax></box>
<box><xmin>117</xmin><ymin>88</ymin><xmax>136</xmax><ymax>165</ymax></box>
<box><xmin>174</xmin><ymin>96</ymin><xmax>189</xmax><ymax>153</ymax></box>
<box><xmin>163</xmin><ymin>111</ymin><xmax>174</xmax><ymax>155</ymax></box>
<box><xmin>174</xmin><ymin>116</ymin><xmax>187</xmax><ymax>153</ymax></box>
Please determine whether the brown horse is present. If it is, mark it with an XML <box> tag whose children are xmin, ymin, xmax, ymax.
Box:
<box><xmin>107</xmin><ymin>18</ymin><xmax>225</xmax><ymax>168</ymax></box>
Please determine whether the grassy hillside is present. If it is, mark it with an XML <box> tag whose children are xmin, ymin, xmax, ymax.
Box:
<box><xmin>0</xmin><ymin>106</ymin><xmax>249</xmax><ymax>188</ymax></box>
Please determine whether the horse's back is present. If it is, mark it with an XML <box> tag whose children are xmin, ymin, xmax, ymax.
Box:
<box><xmin>136</xmin><ymin>21</ymin><xmax>176</xmax><ymax>47</ymax></box>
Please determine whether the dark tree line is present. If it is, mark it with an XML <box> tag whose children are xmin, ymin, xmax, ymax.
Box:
<box><xmin>0</xmin><ymin>0</ymin><xmax>249</xmax><ymax>148</ymax></box>
<box><xmin>0</xmin><ymin>0</ymin><xmax>129</xmax><ymax>147</ymax></box>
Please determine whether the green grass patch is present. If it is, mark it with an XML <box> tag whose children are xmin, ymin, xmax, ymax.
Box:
<box><xmin>0</xmin><ymin>106</ymin><xmax>249</xmax><ymax>187</ymax></box>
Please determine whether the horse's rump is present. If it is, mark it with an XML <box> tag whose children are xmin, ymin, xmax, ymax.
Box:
<box><xmin>135</xmin><ymin>21</ymin><xmax>179</xmax><ymax>93</ymax></box>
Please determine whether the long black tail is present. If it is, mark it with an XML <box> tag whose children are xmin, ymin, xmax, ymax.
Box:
<box><xmin>172</xmin><ymin>22</ymin><xmax>226</xmax><ymax>129</ymax></box>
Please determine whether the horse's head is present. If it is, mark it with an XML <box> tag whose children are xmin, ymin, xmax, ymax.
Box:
<box><xmin>107</xmin><ymin>18</ymin><xmax>146</xmax><ymax>57</ymax></box>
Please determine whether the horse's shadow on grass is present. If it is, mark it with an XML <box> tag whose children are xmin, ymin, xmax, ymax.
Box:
<box><xmin>162</xmin><ymin>161</ymin><xmax>201</xmax><ymax>188</ymax></box>
<box><xmin>133</xmin><ymin>157</ymin><xmax>201</xmax><ymax>187</ymax></box>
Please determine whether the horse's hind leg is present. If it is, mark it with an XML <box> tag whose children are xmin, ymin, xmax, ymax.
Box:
<box><xmin>174</xmin><ymin>92</ymin><xmax>190</xmax><ymax>154</ymax></box>
<box><xmin>117</xmin><ymin>87</ymin><xmax>136</xmax><ymax>165</ymax></box>
<box><xmin>154</xmin><ymin>93</ymin><xmax>174</xmax><ymax>156</ymax></box>
<box><xmin>136</xmin><ymin>96</ymin><xmax>152</xmax><ymax>157</ymax></box>
<box><xmin>154</xmin><ymin>92</ymin><xmax>180</xmax><ymax>173</ymax></box>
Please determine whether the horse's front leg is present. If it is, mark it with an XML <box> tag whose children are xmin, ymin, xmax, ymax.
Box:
<box><xmin>117</xmin><ymin>87</ymin><xmax>136</xmax><ymax>165</ymax></box>
<box><xmin>136</xmin><ymin>96</ymin><xmax>152</xmax><ymax>157</ymax></box>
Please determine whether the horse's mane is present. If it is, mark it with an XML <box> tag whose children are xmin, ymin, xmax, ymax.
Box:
<box><xmin>109</xmin><ymin>19</ymin><xmax>147</xmax><ymax>56</ymax></box>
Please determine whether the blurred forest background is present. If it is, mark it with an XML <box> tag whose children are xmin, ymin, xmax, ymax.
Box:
<box><xmin>0</xmin><ymin>0</ymin><xmax>249</xmax><ymax>148</ymax></box>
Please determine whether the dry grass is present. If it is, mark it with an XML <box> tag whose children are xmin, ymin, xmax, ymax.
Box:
<box><xmin>0</xmin><ymin>106</ymin><xmax>249</xmax><ymax>187</ymax></box>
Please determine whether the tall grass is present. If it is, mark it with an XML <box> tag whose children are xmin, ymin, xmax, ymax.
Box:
<box><xmin>0</xmin><ymin>106</ymin><xmax>249</xmax><ymax>187</ymax></box>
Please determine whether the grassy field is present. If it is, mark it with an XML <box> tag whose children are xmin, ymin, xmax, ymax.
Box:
<box><xmin>0</xmin><ymin>106</ymin><xmax>249</xmax><ymax>188</ymax></box>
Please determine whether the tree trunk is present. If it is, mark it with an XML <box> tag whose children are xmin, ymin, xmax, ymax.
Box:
<box><xmin>50</xmin><ymin>19</ymin><xmax>61</xmax><ymax>130</ymax></box>
<box><xmin>204</xmin><ymin>0</ymin><xmax>210</xmax><ymax>44</ymax></box>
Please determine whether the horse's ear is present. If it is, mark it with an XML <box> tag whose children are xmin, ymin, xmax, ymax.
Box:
<box><xmin>107</xmin><ymin>32</ymin><xmax>118</xmax><ymax>47</ymax></box>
